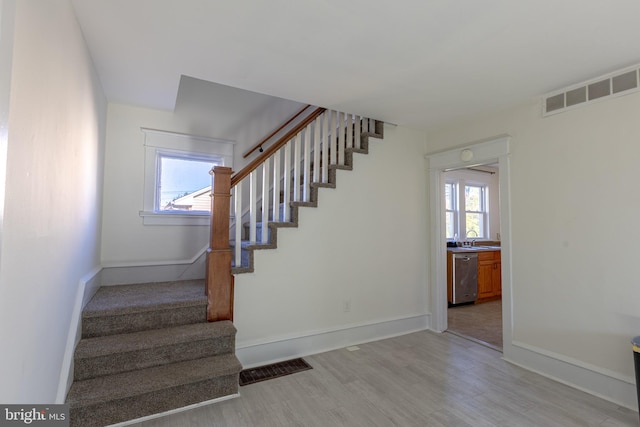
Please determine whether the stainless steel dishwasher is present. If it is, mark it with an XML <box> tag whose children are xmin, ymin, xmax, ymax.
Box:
<box><xmin>451</xmin><ymin>253</ymin><xmax>478</xmax><ymax>305</ymax></box>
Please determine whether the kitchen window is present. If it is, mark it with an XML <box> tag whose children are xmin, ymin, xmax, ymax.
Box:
<box><xmin>445</xmin><ymin>182</ymin><xmax>457</xmax><ymax>239</ymax></box>
<box><xmin>445</xmin><ymin>180</ymin><xmax>489</xmax><ymax>241</ymax></box>
<box><xmin>464</xmin><ymin>184</ymin><xmax>487</xmax><ymax>239</ymax></box>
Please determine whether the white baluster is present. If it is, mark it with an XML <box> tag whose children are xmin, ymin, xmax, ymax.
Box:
<box><xmin>283</xmin><ymin>140</ymin><xmax>291</xmax><ymax>221</ymax></box>
<box><xmin>234</xmin><ymin>185</ymin><xmax>242</xmax><ymax>267</ymax></box>
<box><xmin>313</xmin><ymin>116</ymin><xmax>321</xmax><ymax>183</ymax></box>
<box><xmin>303</xmin><ymin>124</ymin><xmax>311</xmax><ymax>201</ymax></box>
<box><xmin>338</xmin><ymin>111</ymin><xmax>345</xmax><ymax>165</ymax></box>
<box><xmin>261</xmin><ymin>160</ymin><xmax>269</xmax><ymax>244</ymax></box>
<box><xmin>293</xmin><ymin>132</ymin><xmax>301</xmax><ymax>202</ymax></box>
<box><xmin>346</xmin><ymin>113</ymin><xmax>353</xmax><ymax>149</ymax></box>
<box><xmin>272</xmin><ymin>149</ymin><xmax>280</xmax><ymax>222</ymax></box>
<box><xmin>329</xmin><ymin>110</ymin><xmax>337</xmax><ymax>165</ymax></box>
<box><xmin>355</xmin><ymin>115</ymin><xmax>361</xmax><ymax>149</ymax></box>
<box><xmin>249</xmin><ymin>171</ymin><xmax>256</xmax><ymax>244</ymax></box>
<box><xmin>321</xmin><ymin>112</ymin><xmax>329</xmax><ymax>183</ymax></box>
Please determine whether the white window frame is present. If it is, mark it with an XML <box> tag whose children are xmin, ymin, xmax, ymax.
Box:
<box><xmin>444</xmin><ymin>181</ymin><xmax>458</xmax><ymax>240</ymax></box>
<box><xmin>155</xmin><ymin>149</ymin><xmax>222</xmax><ymax>213</ymax></box>
<box><xmin>445</xmin><ymin>178</ymin><xmax>490</xmax><ymax>242</ymax></box>
<box><xmin>140</xmin><ymin>128</ymin><xmax>234</xmax><ymax>226</ymax></box>
<box><xmin>464</xmin><ymin>183</ymin><xmax>488</xmax><ymax>239</ymax></box>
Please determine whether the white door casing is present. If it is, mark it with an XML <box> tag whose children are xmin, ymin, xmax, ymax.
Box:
<box><xmin>426</xmin><ymin>136</ymin><xmax>513</xmax><ymax>357</ymax></box>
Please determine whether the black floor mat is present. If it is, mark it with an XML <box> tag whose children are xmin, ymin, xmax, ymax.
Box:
<box><xmin>239</xmin><ymin>358</ymin><xmax>312</xmax><ymax>386</ymax></box>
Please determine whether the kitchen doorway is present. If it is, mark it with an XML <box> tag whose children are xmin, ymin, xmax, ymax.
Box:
<box><xmin>444</xmin><ymin>164</ymin><xmax>503</xmax><ymax>350</ymax></box>
<box><xmin>426</xmin><ymin>136</ymin><xmax>513</xmax><ymax>357</ymax></box>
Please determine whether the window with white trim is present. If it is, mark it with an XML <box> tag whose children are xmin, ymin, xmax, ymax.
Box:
<box><xmin>156</xmin><ymin>150</ymin><xmax>220</xmax><ymax>213</ymax></box>
<box><xmin>445</xmin><ymin>179</ymin><xmax>489</xmax><ymax>241</ymax></box>
<box><xmin>140</xmin><ymin>128</ymin><xmax>234</xmax><ymax>225</ymax></box>
<box><xmin>444</xmin><ymin>182</ymin><xmax>457</xmax><ymax>239</ymax></box>
<box><xmin>464</xmin><ymin>184</ymin><xmax>487</xmax><ymax>239</ymax></box>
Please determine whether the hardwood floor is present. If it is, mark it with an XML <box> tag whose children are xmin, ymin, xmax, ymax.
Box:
<box><xmin>448</xmin><ymin>300</ymin><xmax>503</xmax><ymax>350</ymax></box>
<box><xmin>124</xmin><ymin>330</ymin><xmax>638</xmax><ymax>426</ymax></box>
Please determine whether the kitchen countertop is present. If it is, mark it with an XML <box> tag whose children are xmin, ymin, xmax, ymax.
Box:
<box><xmin>447</xmin><ymin>246</ymin><xmax>501</xmax><ymax>253</ymax></box>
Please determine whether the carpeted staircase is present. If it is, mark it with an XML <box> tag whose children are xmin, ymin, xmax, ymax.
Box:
<box><xmin>64</xmin><ymin>116</ymin><xmax>383</xmax><ymax>426</ymax></box>
<box><xmin>66</xmin><ymin>280</ymin><xmax>242</xmax><ymax>427</ymax></box>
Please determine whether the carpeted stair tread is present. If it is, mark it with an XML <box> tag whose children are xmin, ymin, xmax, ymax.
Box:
<box><xmin>74</xmin><ymin>321</ymin><xmax>236</xmax><ymax>381</ymax></box>
<box><xmin>83</xmin><ymin>280</ymin><xmax>205</xmax><ymax>317</ymax></box>
<box><xmin>82</xmin><ymin>281</ymin><xmax>208</xmax><ymax>338</ymax></box>
<box><xmin>75</xmin><ymin>321</ymin><xmax>236</xmax><ymax>359</ymax></box>
<box><xmin>67</xmin><ymin>353</ymin><xmax>242</xmax><ymax>409</ymax></box>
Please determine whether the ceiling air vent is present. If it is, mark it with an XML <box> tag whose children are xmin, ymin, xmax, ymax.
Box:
<box><xmin>543</xmin><ymin>65</ymin><xmax>640</xmax><ymax>116</ymax></box>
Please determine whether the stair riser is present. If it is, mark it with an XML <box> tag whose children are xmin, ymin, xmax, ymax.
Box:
<box><xmin>244</xmin><ymin>224</ymin><xmax>271</xmax><ymax>243</ymax></box>
<box><xmin>74</xmin><ymin>336</ymin><xmax>235</xmax><ymax>381</ymax></box>
<box><xmin>82</xmin><ymin>304</ymin><xmax>207</xmax><ymax>338</ymax></box>
<box><xmin>231</xmin><ymin>248</ymin><xmax>251</xmax><ymax>269</ymax></box>
<box><xmin>70</xmin><ymin>373</ymin><xmax>239</xmax><ymax>427</ymax></box>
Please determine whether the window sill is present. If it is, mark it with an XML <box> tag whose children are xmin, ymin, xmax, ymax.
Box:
<box><xmin>139</xmin><ymin>211</ymin><xmax>210</xmax><ymax>226</ymax></box>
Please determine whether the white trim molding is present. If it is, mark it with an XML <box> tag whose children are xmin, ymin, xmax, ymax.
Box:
<box><xmin>100</xmin><ymin>246</ymin><xmax>208</xmax><ymax>285</ymax></box>
<box><xmin>56</xmin><ymin>266</ymin><xmax>103</xmax><ymax>403</ymax></box>
<box><xmin>236</xmin><ymin>314</ymin><xmax>430</xmax><ymax>369</ymax></box>
<box><xmin>426</xmin><ymin>135</ymin><xmax>512</xmax><ymax>337</ymax></box>
<box><xmin>508</xmin><ymin>341</ymin><xmax>638</xmax><ymax>411</ymax></box>
<box><xmin>140</xmin><ymin>128</ymin><xmax>234</xmax><ymax>225</ymax></box>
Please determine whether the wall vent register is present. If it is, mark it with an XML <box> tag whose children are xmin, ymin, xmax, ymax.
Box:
<box><xmin>543</xmin><ymin>64</ymin><xmax>640</xmax><ymax>116</ymax></box>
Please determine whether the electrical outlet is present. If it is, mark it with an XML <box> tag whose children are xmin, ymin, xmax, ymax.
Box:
<box><xmin>343</xmin><ymin>299</ymin><xmax>351</xmax><ymax>313</ymax></box>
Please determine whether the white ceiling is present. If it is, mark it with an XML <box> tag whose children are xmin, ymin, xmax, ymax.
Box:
<box><xmin>71</xmin><ymin>0</ymin><xmax>640</xmax><ymax>130</ymax></box>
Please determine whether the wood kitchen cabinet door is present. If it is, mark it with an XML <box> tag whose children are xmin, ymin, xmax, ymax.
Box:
<box><xmin>447</xmin><ymin>252</ymin><xmax>453</xmax><ymax>303</ymax></box>
<box><xmin>493</xmin><ymin>258</ymin><xmax>502</xmax><ymax>297</ymax></box>
<box><xmin>476</xmin><ymin>250</ymin><xmax>501</xmax><ymax>303</ymax></box>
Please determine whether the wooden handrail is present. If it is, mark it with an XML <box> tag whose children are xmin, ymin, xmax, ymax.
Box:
<box><xmin>231</xmin><ymin>107</ymin><xmax>326</xmax><ymax>187</ymax></box>
<box><xmin>242</xmin><ymin>104</ymin><xmax>312</xmax><ymax>159</ymax></box>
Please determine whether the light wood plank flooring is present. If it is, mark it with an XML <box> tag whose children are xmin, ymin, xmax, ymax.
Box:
<box><xmin>448</xmin><ymin>300</ymin><xmax>503</xmax><ymax>350</ymax></box>
<box><xmin>129</xmin><ymin>331</ymin><xmax>637</xmax><ymax>427</ymax></box>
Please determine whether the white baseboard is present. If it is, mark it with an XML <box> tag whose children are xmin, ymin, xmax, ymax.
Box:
<box><xmin>56</xmin><ymin>266</ymin><xmax>102</xmax><ymax>404</ymax></box>
<box><xmin>100</xmin><ymin>250</ymin><xmax>206</xmax><ymax>285</ymax></box>
<box><xmin>236</xmin><ymin>314</ymin><xmax>431</xmax><ymax>369</ymax></box>
<box><xmin>106</xmin><ymin>393</ymin><xmax>240</xmax><ymax>427</ymax></box>
<box><xmin>506</xmin><ymin>340</ymin><xmax>638</xmax><ymax>411</ymax></box>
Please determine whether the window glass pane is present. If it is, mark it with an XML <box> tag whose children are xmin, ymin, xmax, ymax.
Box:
<box><xmin>445</xmin><ymin>212</ymin><xmax>454</xmax><ymax>239</ymax></box>
<box><xmin>465</xmin><ymin>185</ymin><xmax>482</xmax><ymax>211</ymax></box>
<box><xmin>466</xmin><ymin>213</ymin><xmax>484</xmax><ymax>238</ymax></box>
<box><xmin>159</xmin><ymin>156</ymin><xmax>219</xmax><ymax>212</ymax></box>
<box><xmin>445</xmin><ymin>183</ymin><xmax>453</xmax><ymax>210</ymax></box>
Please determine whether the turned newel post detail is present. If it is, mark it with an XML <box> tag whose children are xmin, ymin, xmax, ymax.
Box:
<box><xmin>206</xmin><ymin>166</ymin><xmax>234</xmax><ymax>321</ymax></box>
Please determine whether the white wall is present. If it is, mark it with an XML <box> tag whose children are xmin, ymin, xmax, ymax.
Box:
<box><xmin>0</xmin><ymin>0</ymin><xmax>106</xmax><ymax>403</ymax></box>
<box><xmin>101</xmin><ymin>85</ymin><xmax>304</xmax><ymax>266</ymax></box>
<box><xmin>234</xmin><ymin>125</ymin><xmax>430</xmax><ymax>365</ymax></box>
<box><xmin>0</xmin><ymin>0</ymin><xmax>16</xmax><ymax>272</ymax></box>
<box><xmin>427</xmin><ymin>92</ymin><xmax>640</xmax><ymax>408</ymax></box>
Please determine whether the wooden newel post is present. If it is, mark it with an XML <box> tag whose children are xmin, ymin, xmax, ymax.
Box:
<box><xmin>206</xmin><ymin>166</ymin><xmax>234</xmax><ymax>322</ymax></box>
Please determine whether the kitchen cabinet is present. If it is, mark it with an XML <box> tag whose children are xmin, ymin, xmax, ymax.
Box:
<box><xmin>477</xmin><ymin>250</ymin><xmax>501</xmax><ymax>302</ymax></box>
<box><xmin>446</xmin><ymin>251</ymin><xmax>453</xmax><ymax>303</ymax></box>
